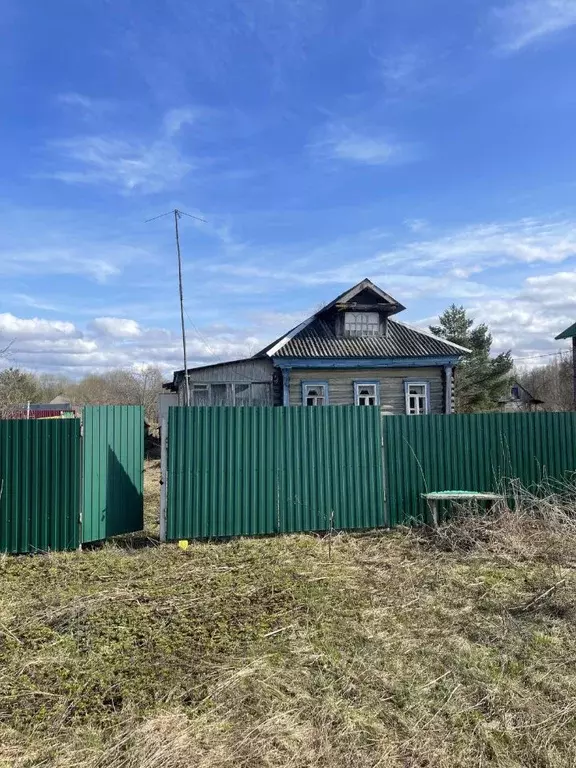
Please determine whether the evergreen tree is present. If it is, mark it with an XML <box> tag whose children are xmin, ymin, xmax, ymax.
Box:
<box><xmin>430</xmin><ymin>305</ymin><xmax>513</xmax><ymax>412</ymax></box>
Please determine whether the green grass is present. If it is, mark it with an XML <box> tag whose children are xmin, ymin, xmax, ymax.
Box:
<box><xmin>1</xmin><ymin>462</ymin><xmax>576</xmax><ymax>766</ymax></box>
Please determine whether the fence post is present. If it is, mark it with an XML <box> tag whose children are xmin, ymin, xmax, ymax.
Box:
<box><xmin>159</xmin><ymin>409</ymin><xmax>169</xmax><ymax>542</ymax></box>
<box><xmin>78</xmin><ymin>409</ymin><xmax>84</xmax><ymax>551</ymax></box>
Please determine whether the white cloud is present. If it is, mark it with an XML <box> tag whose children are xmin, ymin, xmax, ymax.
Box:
<box><xmin>382</xmin><ymin>51</ymin><xmax>422</xmax><ymax>86</ymax></box>
<box><xmin>311</xmin><ymin>122</ymin><xmax>417</xmax><ymax>166</ymax></box>
<box><xmin>57</xmin><ymin>93</ymin><xmax>113</xmax><ymax>118</ymax></box>
<box><xmin>0</xmin><ymin>205</ymin><xmax>159</xmax><ymax>283</ymax></box>
<box><xmin>89</xmin><ymin>317</ymin><xmax>142</xmax><ymax>338</ymax></box>
<box><xmin>492</xmin><ymin>0</ymin><xmax>576</xmax><ymax>52</ymax></box>
<box><xmin>209</xmin><ymin>217</ymin><xmax>576</xmax><ymax>292</ymax></box>
<box><xmin>404</xmin><ymin>218</ymin><xmax>428</xmax><ymax>233</ymax></box>
<box><xmin>162</xmin><ymin>107</ymin><xmax>201</xmax><ymax>137</ymax></box>
<box><xmin>1</xmin><ymin>311</ymin><xmax>269</xmax><ymax>378</ymax></box>
<box><xmin>46</xmin><ymin>102</ymin><xmax>209</xmax><ymax>193</ymax></box>
<box><xmin>376</xmin><ymin>218</ymin><xmax>576</xmax><ymax>271</ymax></box>
<box><xmin>462</xmin><ymin>267</ymin><xmax>576</xmax><ymax>359</ymax></box>
<box><xmin>0</xmin><ymin>245</ymin><xmax>123</xmax><ymax>282</ymax></box>
<box><xmin>0</xmin><ymin>313</ymin><xmax>78</xmax><ymax>340</ymax></box>
<box><xmin>380</xmin><ymin>50</ymin><xmax>435</xmax><ymax>94</ymax></box>
<box><xmin>50</xmin><ymin>135</ymin><xmax>193</xmax><ymax>193</ymax></box>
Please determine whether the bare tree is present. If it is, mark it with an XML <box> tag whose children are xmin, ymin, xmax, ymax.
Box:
<box><xmin>519</xmin><ymin>356</ymin><xmax>573</xmax><ymax>411</ymax></box>
<box><xmin>72</xmin><ymin>366</ymin><xmax>164</xmax><ymax>422</ymax></box>
<box><xmin>0</xmin><ymin>368</ymin><xmax>42</xmax><ymax>417</ymax></box>
<box><xmin>36</xmin><ymin>373</ymin><xmax>73</xmax><ymax>402</ymax></box>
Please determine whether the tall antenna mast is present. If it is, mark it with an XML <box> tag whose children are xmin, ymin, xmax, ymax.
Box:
<box><xmin>146</xmin><ymin>208</ymin><xmax>206</xmax><ymax>406</ymax></box>
<box><xmin>173</xmin><ymin>210</ymin><xmax>190</xmax><ymax>406</ymax></box>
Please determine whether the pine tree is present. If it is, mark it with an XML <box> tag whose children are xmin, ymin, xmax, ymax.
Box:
<box><xmin>430</xmin><ymin>305</ymin><xmax>513</xmax><ymax>413</ymax></box>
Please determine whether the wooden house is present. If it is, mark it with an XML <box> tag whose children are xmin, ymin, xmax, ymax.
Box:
<box><xmin>164</xmin><ymin>279</ymin><xmax>470</xmax><ymax>414</ymax></box>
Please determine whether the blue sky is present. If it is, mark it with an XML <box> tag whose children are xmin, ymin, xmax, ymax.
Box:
<box><xmin>2</xmin><ymin>0</ymin><xmax>576</xmax><ymax>375</ymax></box>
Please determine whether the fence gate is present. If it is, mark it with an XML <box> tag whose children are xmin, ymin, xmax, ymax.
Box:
<box><xmin>163</xmin><ymin>405</ymin><xmax>386</xmax><ymax>540</ymax></box>
<box><xmin>82</xmin><ymin>406</ymin><xmax>144</xmax><ymax>543</ymax></box>
<box><xmin>0</xmin><ymin>418</ymin><xmax>81</xmax><ymax>553</ymax></box>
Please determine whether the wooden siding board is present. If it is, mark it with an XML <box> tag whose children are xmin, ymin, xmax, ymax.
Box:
<box><xmin>288</xmin><ymin>367</ymin><xmax>444</xmax><ymax>414</ymax></box>
<box><xmin>183</xmin><ymin>359</ymin><xmax>274</xmax><ymax>385</ymax></box>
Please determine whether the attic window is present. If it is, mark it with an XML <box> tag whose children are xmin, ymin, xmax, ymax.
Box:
<box><xmin>344</xmin><ymin>311</ymin><xmax>379</xmax><ymax>337</ymax></box>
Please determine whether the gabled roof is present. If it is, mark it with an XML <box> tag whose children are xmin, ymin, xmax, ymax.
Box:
<box><xmin>257</xmin><ymin>278</ymin><xmax>470</xmax><ymax>360</ymax></box>
<box><xmin>257</xmin><ymin>278</ymin><xmax>407</xmax><ymax>358</ymax></box>
<box><xmin>498</xmin><ymin>381</ymin><xmax>544</xmax><ymax>406</ymax></box>
<box><xmin>320</xmin><ymin>278</ymin><xmax>406</xmax><ymax>315</ymax></box>
<box><xmin>555</xmin><ymin>322</ymin><xmax>576</xmax><ymax>340</ymax></box>
<box><xmin>264</xmin><ymin>317</ymin><xmax>470</xmax><ymax>359</ymax></box>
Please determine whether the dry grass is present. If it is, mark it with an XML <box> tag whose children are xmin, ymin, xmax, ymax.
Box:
<box><xmin>1</xmin><ymin>462</ymin><xmax>576</xmax><ymax>767</ymax></box>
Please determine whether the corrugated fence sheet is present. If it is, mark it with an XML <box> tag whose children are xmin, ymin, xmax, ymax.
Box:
<box><xmin>167</xmin><ymin>406</ymin><xmax>386</xmax><ymax>539</ymax></box>
<box><xmin>383</xmin><ymin>412</ymin><xmax>576</xmax><ymax>525</ymax></box>
<box><xmin>82</xmin><ymin>406</ymin><xmax>144</xmax><ymax>543</ymax></box>
<box><xmin>0</xmin><ymin>418</ymin><xmax>81</xmax><ymax>553</ymax></box>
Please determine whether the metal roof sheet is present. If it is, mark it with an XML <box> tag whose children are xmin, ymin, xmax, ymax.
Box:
<box><xmin>555</xmin><ymin>322</ymin><xmax>576</xmax><ymax>340</ymax></box>
<box><xmin>272</xmin><ymin>318</ymin><xmax>468</xmax><ymax>359</ymax></box>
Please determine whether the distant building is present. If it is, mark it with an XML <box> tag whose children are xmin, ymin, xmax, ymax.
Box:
<box><xmin>498</xmin><ymin>381</ymin><xmax>544</xmax><ymax>412</ymax></box>
<box><xmin>555</xmin><ymin>322</ymin><xmax>576</xmax><ymax>409</ymax></box>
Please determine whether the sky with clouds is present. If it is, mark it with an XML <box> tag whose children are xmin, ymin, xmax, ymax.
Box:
<box><xmin>2</xmin><ymin>0</ymin><xmax>576</xmax><ymax>377</ymax></box>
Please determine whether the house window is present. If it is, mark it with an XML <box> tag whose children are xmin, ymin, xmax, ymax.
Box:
<box><xmin>188</xmin><ymin>382</ymin><xmax>272</xmax><ymax>406</ymax></box>
<box><xmin>234</xmin><ymin>383</ymin><xmax>251</xmax><ymax>406</ymax></box>
<box><xmin>211</xmin><ymin>383</ymin><xmax>228</xmax><ymax>406</ymax></box>
<box><xmin>191</xmin><ymin>384</ymin><xmax>209</xmax><ymax>406</ymax></box>
<box><xmin>344</xmin><ymin>312</ymin><xmax>380</xmax><ymax>337</ymax></box>
<box><xmin>404</xmin><ymin>382</ymin><xmax>429</xmax><ymax>415</ymax></box>
<box><xmin>302</xmin><ymin>382</ymin><xmax>328</xmax><ymax>406</ymax></box>
<box><xmin>354</xmin><ymin>381</ymin><xmax>379</xmax><ymax>406</ymax></box>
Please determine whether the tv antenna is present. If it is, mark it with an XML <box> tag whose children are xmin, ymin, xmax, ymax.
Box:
<box><xmin>145</xmin><ymin>209</ymin><xmax>206</xmax><ymax>406</ymax></box>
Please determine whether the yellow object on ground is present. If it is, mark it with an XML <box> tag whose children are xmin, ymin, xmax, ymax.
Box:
<box><xmin>178</xmin><ymin>540</ymin><xmax>189</xmax><ymax>551</ymax></box>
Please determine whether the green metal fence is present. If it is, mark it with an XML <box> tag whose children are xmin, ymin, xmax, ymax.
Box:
<box><xmin>166</xmin><ymin>406</ymin><xmax>386</xmax><ymax>539</ymax></box>
<box><xmin>82</xmin><ymin>406</ymin><xmax>144</xmax><ymax>543</ymax></box>
<box><xmin>0</xmin><ymin>418</ymin><xmax>81</xmax><ymax>553</ymax></box>
<box><xmin>383</xmin><ymin>412</ymin><xmax>576</xmax><ymax>525</ymax></box>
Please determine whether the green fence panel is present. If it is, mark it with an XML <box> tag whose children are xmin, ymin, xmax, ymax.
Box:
<box><xmin>82</xmin><ymin>406</ymin><xmax>144</xmax><ymax>543</ymax></box>
<box><xmin>383</xmin><ymin>412</ymin><xmax>576</xmax><ymax>525</ymax></box>
<box><xmin>167</xmin><ymin>406</ymin><xmax>386</xmax><ymax>539</ymax></box>
<box><xmin>0</xmin><ymin>418</ymin><xmax>81</xmax><ymax>553</ymax></box>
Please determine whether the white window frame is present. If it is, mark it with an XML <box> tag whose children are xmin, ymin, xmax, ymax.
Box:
<box><xmin>354</xmin><ymin>381</ymin><xmax>379</xmax><ymax>406</ymax></box>
<box><xmin>344</xmin><ymin>311</ymin><xmax>380</xmax><ymax>337</ymax></box>
<box><xmin>191</xmin><ymin>384</ymin><xmax>210</xmax><ymax>405</ymax></box>
<box><xmin>404</xmin><ymin>381</ymin><xmax>430</xmax><ymax>415</ymax></box>
<box><xmin>302</xmin><ymin>381</ymin><xmax>328</xmax><ymax>406</ymax></box>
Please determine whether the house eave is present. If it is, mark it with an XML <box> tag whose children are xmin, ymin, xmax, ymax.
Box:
<box><xmin>272</xmin><ymin>355</ymin><xmax>463</xmax><ymax>369</ymax></box>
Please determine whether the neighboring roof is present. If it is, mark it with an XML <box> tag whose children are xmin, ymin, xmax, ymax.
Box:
<box><xmin>265</xmin><ymin>317</ymin><xmax>470</xmax><ymax>359</ymax></box>
<box><xmin>49</xmin><ymin>395</ymin><xmax>71</xmax><ymax>405</ymax></box>
<box><xmin>555</xmin><ymin>322</ymin><xmax>576</xmax><ymax>340</ymax></box>
<box><xmin>29</xmin><ymin>402</ymin><xmax>72</xmax><ymax>411</ymax></box>
<box><xmin>498</xmin><ymin>381</ymin><xmax>544</xmax><ymax>406</ymax></box>
<box><xmin>163</xmin><ymin>357</ymin><xmax>272</xmax><ymax>390</ymax></box>
<box><xmin>171</xmin><ymin>357</ymin><xmax>255</xmax><ymax>377</ymax></box>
